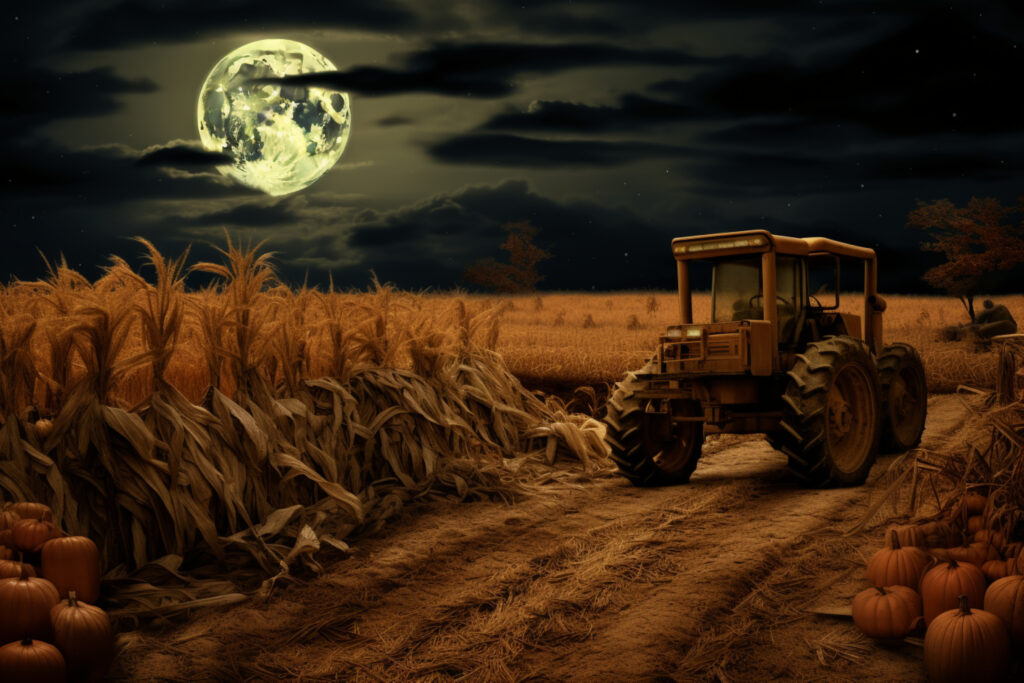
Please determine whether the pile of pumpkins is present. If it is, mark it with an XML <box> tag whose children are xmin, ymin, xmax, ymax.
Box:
<box><xmin>852</xmin><ymin>491</ymin><xmax>1023</xmax><ymax>682</ymax></box>
<box><xmin>0</xmin><ymin>501</ymin><xmax>113</xmax><ymax>682</ymax></box>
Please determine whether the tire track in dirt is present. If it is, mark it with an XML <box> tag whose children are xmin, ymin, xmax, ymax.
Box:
<box><xmin>120</xmin><ymin>395</ymin><xmax>970</xmax><ymax>682</ymax></box>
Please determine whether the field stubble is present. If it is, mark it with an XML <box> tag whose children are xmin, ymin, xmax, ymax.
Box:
<box><xmin>482</xmin><ymin>291</ymin><xmax>1022</xmax><ymax>394</ymax></box>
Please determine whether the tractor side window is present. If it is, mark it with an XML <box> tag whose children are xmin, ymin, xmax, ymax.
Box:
<box><xmin>776</xmin><ymin>256</ymin><xmax>805</xmax><ymax>344</ymax></box>
<box><xmin>711</xmin><ymin>257</ymin><xmax>762</xmax><ymax>322</ymax></box>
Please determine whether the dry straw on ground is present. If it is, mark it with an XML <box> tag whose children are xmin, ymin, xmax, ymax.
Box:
<box><xmin>0</xmin><ymin>237</ymin><xmax>611</xmax><ymax>619</ymax></box>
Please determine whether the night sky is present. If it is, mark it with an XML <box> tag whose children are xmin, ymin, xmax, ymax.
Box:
<box><xmin>3</xmin><ymin>1</ymin><xmax>1024</xmax><ymax>293</ymax></box>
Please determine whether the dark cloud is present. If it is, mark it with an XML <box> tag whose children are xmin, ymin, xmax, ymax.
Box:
<box><xmin>256</xmin><ymin>42</ymin><xmax>720</xmax><ymax>98</ymax></box>
<box><xmin>428</xmin><ymin>134</ymin><xmax>692</xmax><ymax>167</ymax></box>
<box><xmin>63</xmin><ymin>0</ymin><xmax>417</xmax><ymax>50</ymax></box>
<box><xmin>376</xmin><ymin>116</ymin><xmax>414</xmax><ymax>127</ymax></box>
<box><xmin>480</xmin><ymin>95</ymin><xmax>699</xmax><ymax>132</ymax></box>
<box><xmin>0</xmin><ymin>66</ymin><xmax>156</xmax><ymax>135</ymax></box>
<box><xmin>136</xmin><ymin>142</ymin><xmax>233</xmax><ymax>169</ymax></box>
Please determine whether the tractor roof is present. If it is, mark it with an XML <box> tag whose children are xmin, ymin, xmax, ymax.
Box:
<box><xmin>671</xmin><ymin>229</ymin><xmax>876</xmax><ymax>261</ymax></box>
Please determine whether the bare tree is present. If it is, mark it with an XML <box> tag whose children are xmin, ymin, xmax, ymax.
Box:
<box><xmin>463</xmin><ymin>220</ymin><xmax>551</xmax><ymax>293</ymax></box>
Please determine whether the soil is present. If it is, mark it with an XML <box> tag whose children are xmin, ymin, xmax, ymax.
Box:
<box><xmin>116</xmin><ymin>394</ymin><xmax>980</xmax><ymax>681</ymax></box>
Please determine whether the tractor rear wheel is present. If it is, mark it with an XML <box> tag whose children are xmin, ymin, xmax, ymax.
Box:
<box><xmin>877</xmin><ymin>343</ymin><xmax>927</xmax><ymax>452</ymax></box>
<box><xmin>778</xmin><ymin>336</ymin><xmax>881</xmax><ymax>487</ymax></box>
<box><xmin>603</xmin><ymin>363</ymin><xmax>703</xmax><ymax>486</ymax></box>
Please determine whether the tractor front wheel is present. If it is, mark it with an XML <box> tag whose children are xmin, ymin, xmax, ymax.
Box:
<box><xmin>603</xmin><ymin>364</ymin><xmax>703</xmax><ymax>486</ymax></box>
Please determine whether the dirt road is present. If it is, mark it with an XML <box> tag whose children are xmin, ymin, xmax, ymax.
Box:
<box><xmin>120</xmin><ymin>394</ymin><xmax>971</xmax><ymax>681</ymax></box>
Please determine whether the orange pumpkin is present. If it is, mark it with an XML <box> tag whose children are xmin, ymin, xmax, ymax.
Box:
<box><xmin>866</xmin><ymin>529</ymin><xmax>930</xmax><ymax>589</ymax></box>
<box><xmin>984</xmin><ymin>574</ymin><xmax>1024</xmax><ymax>647</ymax></box>
<box><xmin>982</xmin><ymin>555</ymin><xmax>1020</xmax><ymax>583</ymax></box>
<box><xmin>0</xmin><ymin>558</ymin><xmax>37</xmax><ymax>579</ymax></box>
<box><xmin>0</xmin><ymin>507</ymin><xmax>20</xmax><ymax>531</ymax></box>
<box><xmin>41</xmin><ymin>535</ymin><xmax>101</xmax><ymax>603</ymax></box>
<box><xmin>0</xmin><ymin>544</ymin><xmax>12</xmax><ymax>560</ymax></box>
<box><xmin>9</xmin><ymin>502</ymin><xmax>53</xmax><ymax>522</ymax></box>
<box><xmin>0</xmin><ymin>637</ymin><xmax>65</xmax><ymax>683</ymax></box>
<box><xmin>887</xmin><ymin>524</ymin><xmax>926</xmax><ymax>548</ymax></box>
<box><xmin>924</xmin><ymin>594</ymin><xmax>1009</xmax><ymax>683</ymax></box>
<box><xmin>51</xmin><ymin>590</ymin><xmax>115</xmax><ymax>682</ymax></box>
<box><xmin>920</xmin><ymin>558</ymin><xmax>986</xmax><ymax>626</ymax></box>
<box><xmin>0</xmin><ymin>564</ymin><xmax>60</xmax><ymax>643</ymax></box>
<box><xmin>966</xmin><ymin>515</ymin><xmax>986</xmax><ymax>535</ymax></box>
<box><xmin>974</xmin><ymin>529</ymin><xmax>1005</xmax><ymax>548</ymax></box>
<box><xmin>12</xmin><ymin>518</ymin><xmax>58</xmax><ymax>552</ymax></box>
<box><xmin>0</xmin><ymin>527</ymin><xmax>14</xmax><ymax>547</ymax></box>
<box><xmin>947</xmin><ymin>541</ymin><xmax>1000</xmax><ymax>569</ymax></box>
<box><xmin>919</xmin><ymin>520</ymin><xmax>960</xmax><ymax>548</ymax></box>
<box><xmin>964</xmin><ymin>491</ymin><xmax>988</xmax><ymax>514</ymax></box>
<box><xmin>852</xmin><ymin>585</ymin><xmax>922</xmax><ymax>640</ymax></box>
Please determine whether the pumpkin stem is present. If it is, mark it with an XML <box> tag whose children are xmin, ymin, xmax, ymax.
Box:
<box><xmin>889</xmin><ymin>529</ymin><xmax>901</xmax><ymax>550</ymax></box>
<box><xmin>948</xmin><ymin>558</ymin><xmax>959</xmax><ymax>569</ymax></box>
<box><xmin>21</xmin><ymin>636</ymin><xmax>32</xmax><ymax>646</ymax></box>
<box><xmin>68</xmin><ymin>589</ymin><xmax>78</xmax><ymax>607</ymax></box>
<box><xmin>17</xmin><ymin>555</ymin><xmax>28</xmax><ymax>581</ymax></box>
<box><xmin>958</xmin><ymin>594</ymin><xmax>971</xmax><ymax>615</ymax></box>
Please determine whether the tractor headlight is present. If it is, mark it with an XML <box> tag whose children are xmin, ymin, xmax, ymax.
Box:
<box><xmin>665</xmin><ymin>328</ymin><xmax>683</xmax><ymax>339</ymax></box>
<box><xmin>685</xmin><ymin>327</ymin><xmax>702</xmax><ymax>339</ymax></box>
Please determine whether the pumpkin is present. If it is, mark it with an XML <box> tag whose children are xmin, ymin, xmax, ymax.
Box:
<box><xmin>966</xmin><ymin>515</ymin><xmax>986</xmax><ymax>535</ymax></box>
<box><xmin>9</xmin><ymin>502</ymin><xmax>53</xmax><ymax>522</ymax></box>
<box><xmin>0</xmin><ymin>544</ymin><xmax>12</xmax><ymax>560</ymax></box>
<box><xmin>887</xmin><ymin>524</ymin><xmax>926</xmax><ymax>548</ymax></box>
<box><xmin>0</xmin><ymin>527</ymin><xmax>14</xmax><ymax>547</ymax></box>
<box><xmin>920</xmin><ymin>558</ymin><xmax>986</xmax><ymax>625</ymax></box>
<box><xmin>852</xmin><ymin>585</ymin><xmax>922</xmax><ymax>640</ymax></box>
<box><xmin>0</xmin><ymin>563</ymin><xmax>60</xmax><ymax>643</ymax></box>
<box><xmin>51</xmin><ymin>590</ymin><xmax>115</xmax><ymax>682</ymax></box>
<box><xmin>947</xmin><ymin>541</ymin><xmax>1000</xmax><ymax>569</ymax></box>
<box><xmin>974</xmin><ymin>529</ymin><xmax>1005</xmax><ymax>548</ymax></box>
<box><xmin>41</xmin><ymin>535</ymin><xmax>101</xmax><ymax>603</ymax></box>
<box><xmin>919</xmin><ymin>520</ymin><xmax>961</xmax><ymax>548</ymax></box>
<box><xmin>964</xmin><ymin>491</ymin><xmax>988</xmax><ymax>514</ymax></box>
<box><xmin>11</xmin><ymin>518</ymin><xmax>58</xmax><ymax>552</ymax></box>
<box><xmin>982</xmin><ymin>554</ymin><xmax>1020</xmax><ymax>583</ymax></box>
<box><xmin>984</xmin><ymin>574</ymin><xmax>1024</xmax><ymax>647</ymax></box>
<box><xmin>924</xmin><ymin>594</ymin><xmax>1009</xmax><ymax>683</ymax></box>
<box><xmin>0</xmin><ymin>507</ymin><xmax>20</xmax><ymax>531</ymax></box>
<box><xmin>0</xmin><ymin>637</ymin><xmax>66</xmax><ymax>683</ymax></box>
<box><xmin>0</xmin><ymin>558</ymin><xmax>37</xmax><ymax>579</ymax></box>
<box><xmin>866</xmin><ymin>529</ymin><xmax>930</xmax><ymax>588</ymax></box>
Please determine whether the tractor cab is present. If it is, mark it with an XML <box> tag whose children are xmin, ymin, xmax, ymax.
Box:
<box><xmin>663</xmin><ymin>230</ymin><xmax>887</xmax><ymax>376</ymax></box>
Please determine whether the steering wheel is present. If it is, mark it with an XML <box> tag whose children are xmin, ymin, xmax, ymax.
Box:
<box><xmin>809</xmin><ymin>295</ymin><xmax>823</xmax><ymax>309</ymax></box>
<box><xmin>748</xmin><ymin>294</ymin><xmax>791</xmax><ymax>308</ymax></box>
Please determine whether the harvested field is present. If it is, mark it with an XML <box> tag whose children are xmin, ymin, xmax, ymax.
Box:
<box><xmin>115</xmin><ymin>392</ymin><xmax>981</xmax><ymax>681</ymax></box>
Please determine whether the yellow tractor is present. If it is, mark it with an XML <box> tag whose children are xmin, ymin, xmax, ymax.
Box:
<box><xmin>603</xmin><ymin>230</ymin><xmax>927</xmax><ymax>487</ymax></box>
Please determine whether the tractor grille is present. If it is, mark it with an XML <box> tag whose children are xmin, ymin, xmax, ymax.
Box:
<box><xmin>659</xmin><ymin>328</ymin><xmax>747</xmax><ymax>374</ymax></box>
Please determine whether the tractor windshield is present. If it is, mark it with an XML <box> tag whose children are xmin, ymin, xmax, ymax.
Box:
<box><xmin>711</xmin><ymin>256</ymin><xmax>762</xmax><ymax>322</ymax></box>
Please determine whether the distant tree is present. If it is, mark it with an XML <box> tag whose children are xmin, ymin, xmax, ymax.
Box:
<box><xmin>906</xmin><ymin>196</ymin><xmax>1024</xmax><ymax>321</ymax></box>
<box><xmin>463</xmin><ymin>220</ymin><xmax>551</xmax><ymax>293</ymax></box>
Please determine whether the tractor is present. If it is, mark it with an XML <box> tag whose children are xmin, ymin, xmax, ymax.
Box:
<box><xmin>603</xmin><ymin>230</ymin><xmax>928</xmax><ymax>488</ymax></box>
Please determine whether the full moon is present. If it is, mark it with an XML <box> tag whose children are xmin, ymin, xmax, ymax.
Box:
<box><xmin>197</xmin><ymin>39</ymin><xmax>350</xmax><ymax>196</ymax></box>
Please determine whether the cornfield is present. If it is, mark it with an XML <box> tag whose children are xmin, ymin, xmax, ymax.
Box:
<box><xmin>0</xmin><ymin>237</ymin><xmax>610</xmax><ymax>618</ymax></box>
